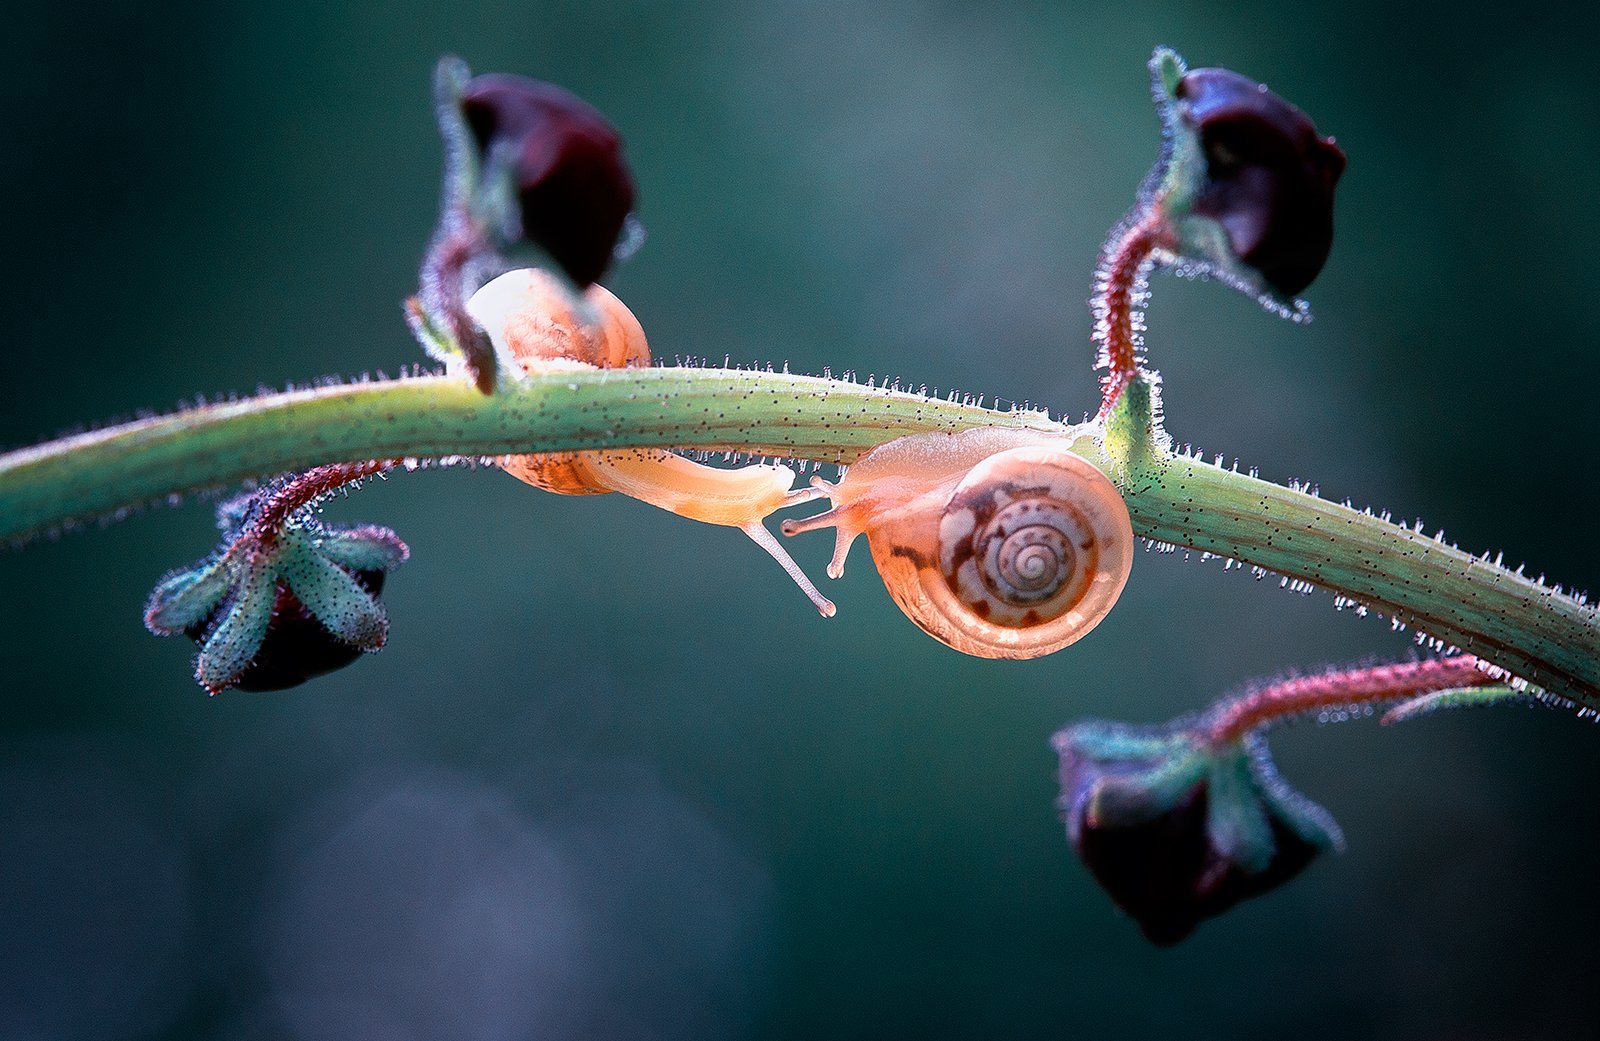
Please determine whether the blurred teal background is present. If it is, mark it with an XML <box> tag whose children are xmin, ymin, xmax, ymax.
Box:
<box><xmin>4</xmin><ymin>2</ymin><xmax>1600</xmax><ymax>1038</ymax></box>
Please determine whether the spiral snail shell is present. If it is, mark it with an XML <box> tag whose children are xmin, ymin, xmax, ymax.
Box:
<box><xmin>781</xmin><ymin>427</ymin><xmax>1133</xmax><ymax>658</ymax></box>
<box><xmin>464</xmin><ymin>268</ymin><xmax>835</xmax><ymax>615</ymax></box>
<box><xmin>465</xmin><ymin>266</ymin><xmax>647</xmax><ymax>495</ymax></box>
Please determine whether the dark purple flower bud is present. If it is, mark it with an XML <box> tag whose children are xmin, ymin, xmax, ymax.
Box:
<box><xmin>1053</xmin><ymin>722</ymin><xmax>1341</xmax><ymax>945</ymax></box>
<box><xmin>1071</xmin><ymin>769</ymin><xmax>1322</xmax><ymax>946</ymax></box>
<box><xmin>181</xmin><ymin>570</ymin><xmax>387</xmax><ymax>692</ymax></box>
<box><xmin>146</xmin><ymin>475</ymin><xmax>409</xmax><ymax>695</ymax></box>
<box><xmin>1175</xmin><ymin>67</ymin><xmax>1346</xmax><ymax>298</ymax></box>
<box><xmin>461</xmin><ymin>74</ymin><xmax>637</xmax><ymax>288</ymax></box>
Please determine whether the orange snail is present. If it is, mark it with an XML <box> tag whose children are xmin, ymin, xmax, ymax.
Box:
<box><xmin>468</xmin><ymin>269</ymin><xmax>1135</xmax><ymax>656</ymax></box>
<box><xmin>779</xmin><ymin>426</ymin><xmax>1135</xmax><ymax>659</ymax></box>
<box><xmin>465</xmin><ymin>268</ymin><xmax>834</xmax><ymax>614</ymax></box>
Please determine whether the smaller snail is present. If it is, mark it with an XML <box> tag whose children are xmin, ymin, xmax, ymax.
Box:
<box><xmin>466</xmin><ymin>268</ymin><xmax>833</xmax><ymax>615</ymax></box>
<box><xmin>781</xmin><ymin>427</ymin><xmax>1134</xmax><ymax>658</ymax></box>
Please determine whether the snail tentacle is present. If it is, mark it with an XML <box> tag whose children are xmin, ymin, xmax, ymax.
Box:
<box><xmin>742</xmin><ymin>520</ymin><xmax>836</xmax><ymax>617</ymax></box>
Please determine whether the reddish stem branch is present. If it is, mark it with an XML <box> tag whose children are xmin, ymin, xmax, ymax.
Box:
<box><xmin>255</xmin><ymin>460</ymin><xmax>396</xmax><ymax>546</ymax></box>
<box><xmin>417</xmin><ymin>204</ymin><xmax>498</xmax><ymax>394</ymax></box>
<box><xmin>1203</xmin><ymin>657</ymin><xmax>1498</xmax><ymax>748</ymax></box>
<box><xmin>1093</xmin><ymin>211</ymin><xmax>1173</xmax><ymax>418</ymax></box>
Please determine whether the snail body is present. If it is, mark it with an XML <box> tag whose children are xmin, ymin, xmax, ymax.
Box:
<box><xmin>465</xmin><ymin>268</ymin><xmax>832</xmax><ymax>614</ymax></box>
<box><xmin>782</xmin><ymin>427</ymin><xmax>1133</xmax><ymax>658</ymax></box>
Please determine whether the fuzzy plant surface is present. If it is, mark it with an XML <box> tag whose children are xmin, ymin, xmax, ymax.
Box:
<box><xmin>0</xmin><ymin>47</ymin><xmax>1591</xmax><ymax>943</ymax></box>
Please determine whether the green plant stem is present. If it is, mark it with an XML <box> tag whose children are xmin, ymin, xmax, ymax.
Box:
<box><xmin>1101</xmin><ymin>377</ymin><xmax>1600</xmax><ymax>708</ymax></box>
<box><xmin>4</xmin><ymin>368</ymin><xmax>1596</xmax><ymax>706</ymax></box>
<box><xmin>1123</xmin><ymin>451</ymin><xmax>1598</xmax><ymax>704</ymax></box>
<box><xmin>0</xmin><ymin>370</ymin><xmax>1068</xmax><ymax>544</ymax></box>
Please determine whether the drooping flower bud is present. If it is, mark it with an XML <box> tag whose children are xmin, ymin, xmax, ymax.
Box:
<box><xmin>1175</xmin><ymin>67</ymin><xmax>1346</xmax><ymax>298</ymax></box>
<box><xmin>145</xmin><ymin>481</ymin><xmax>408</xmax><ymax>694</ymax></box>
<box><xmin>1053</xmin><ymin>719</ymin><xmax>1342</xmax><ymax>945</ymax></box>
<box><xmin>460</xmin><ymin>73</ymin><xmax>637</xmax><ymax>289</ymax></box>
<box><xmin>411</xmin><ymin>58</ymin><xmax>641</xmax><ymax>393</ymax></box>
<box><xmin>1144</xmin><ymin>48</ymin><xmax>1345</xmax><ymax>311</ymax></box>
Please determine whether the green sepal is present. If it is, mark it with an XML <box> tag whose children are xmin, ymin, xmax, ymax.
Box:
<box><xmin>314</xmin><ymin>524</ymin><xmax>411</xmax><ymax>573</ymax></box>
<box><xmin>1380</xmin><ymin>685</ymin><xmax>1529</xmax><ymax>725</ymax></box>
<box><xmin>1146</xmin><ymin>47</ymin><xmax>1199</xmax><ymax>215</ymax></box>
<box><xmin>1204</xmin><ymin>734</ymin><xmax>1345</xmax><ymax>871</ymax></box>
<box><xmin>277</xmin><ymin>534</ymin><xmax>389</xmax><ymax>650</ymax></box>
<box><xmin>195</xmin><ymin>558</ymin><xmax>278</xmax><ymax>694</ymax></box>
<box><xmin>433</xmin><ymin>56</ymin><xmax>480</xmax><ymax>208</ymax></box>
<box><xmin>144</xmin><ymin>557</ymin><xmax>233</xmax><ymax>635</ymax></box>
<box><xmin>1056</xmin><ymin>718</ymin><xmax>1210</xmax><ymax>831</ymax></box>
<box><xmin>1150</xmin><ymin>46</ymin><xmax>1186</xmax><ymax>99</ymax></box>
<box><xmin>1205</xmin><ymin>744</ymin><xmax>1279</xmax><ymax>873</ymax></box>
<box><xmin>403</xmin><ymin>298</ymin><xmax>464</xmax><ymax>363</ymax></box>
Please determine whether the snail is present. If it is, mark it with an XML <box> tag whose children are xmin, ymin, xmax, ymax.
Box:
<box><xmin>780</xmin><ymin>426</ymin><xmax>1134</xmax><ymax>658</ymax></box>
<box><xmin>466</xmin><ymin>268</ymin><xmax>833</xmax><ymax>615</ymax></box>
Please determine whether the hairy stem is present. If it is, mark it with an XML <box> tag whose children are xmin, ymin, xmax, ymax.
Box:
<box><xmin>0</xmin><ymin>371</ymin><xmax>1066</xmax><ymax>543</ymax></box>
<box><xmin>3</xmin><ymin>367</ymin><xmax>1596</xmax><ymax>707</ymax></box>
<box><xmin>1093</xmin><ymin>211</ymin><xmax>1172</xmax><ymax>417</ymax></box>
<box><xmin>1098</xmin><ymin>377</ymin><xmax>1600</xmax><ymax>707</ymax></box>
<box><xmin>1119</xmin><ymin>449</ymin><xmax>1599</xmax><ymax>707</ymax></box>
<box><xmin>254</xmin><ymin>460</ymin><xmax>395</xmax><ymax>547</ymax></box>
<box><xmin>1202</xmin><ymin>657</ymin><xmax>1501</xmax><ymax>747</ymax></box>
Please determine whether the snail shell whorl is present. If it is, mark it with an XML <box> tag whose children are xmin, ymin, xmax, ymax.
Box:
<box><xmin>500</xmin><ymin>451</ymin><xmax>611</xmax><ymax>496</ymax></box>
<box><xmin>865</xmin><ymin>444</ymin><xmax>1133</xmax><ymax>659</ymax></box>
<box><xmin>468</xmin><ymin>268</ymin><xmax>651</xmax><ymax>495</ymax></box>
<box><xmin>469</xmin><ymin>266</ymin><xmax>650</xmax><ymax>372</ymax></box>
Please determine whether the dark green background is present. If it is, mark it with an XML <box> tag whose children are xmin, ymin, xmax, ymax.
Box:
<box><xmin>4</xmin><ymin>2</ymin><xmax>1599</xmax><ymax>1038</ymax></box>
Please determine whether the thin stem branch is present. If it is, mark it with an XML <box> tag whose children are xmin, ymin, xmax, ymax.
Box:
<box><xmin>255</xmin><ymin>460</ymin><xmax>395</xmax><ymax>547</ymax></box>
<box><xmin>1203</xmin><ymin>657</ymin><xmax>1498</xmax><ymax>747</ymax></box>
<box><xmin>1093</xmin><ymin>211</ymin><xmax>1172</xmax><ymax>417</ymax></box>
